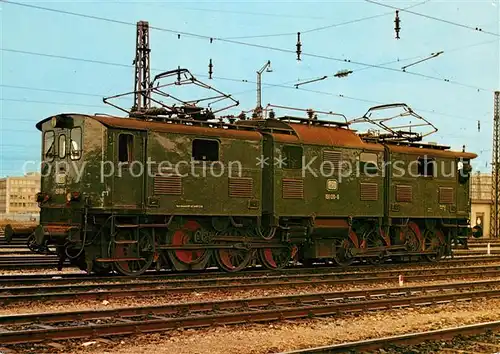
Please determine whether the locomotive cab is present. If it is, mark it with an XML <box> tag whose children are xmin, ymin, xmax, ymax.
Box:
<box><xmin>32</xmin><ymin>114</ymin><xmax>96</xmax><ymax>265</ymax></box>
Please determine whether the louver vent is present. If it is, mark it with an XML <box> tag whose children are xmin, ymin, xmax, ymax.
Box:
<box><xmin>282</xmin><ymin>179</ymin><xmax>304</xmax><ymax>199</ymax></box>
<box><xmin>229</xmin><ymin>178</ymin><xmax>253</xmax><ymax>198</ymax></box>
<box><xmin>322</xmin><ymin>150</ymin><xmax>342</xmax><ymax>174</ymax></box>
<box><xmin>360</xmin><ymin>183</ymin><xmax>378</xmax><ymax>201</ymax></box>
<box><xmin>439</xmin><ymin>187</ymin><xmax>454</xmax><ymax>204</ymax></box>
<box><xmin>154</xmin><ymin>175</ymin><xmax>182</xmax><ymax>195</ymax></box>
<box><xmin>396</xmin><ymin>185</ymin><xmax>412</xmax><ymax>202</ymax></box>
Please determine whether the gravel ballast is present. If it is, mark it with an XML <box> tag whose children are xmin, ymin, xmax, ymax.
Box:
<box><xmin>46</xmin><ymin>298</ymin><xmax>500</xmax><ymax>354</ymax></box>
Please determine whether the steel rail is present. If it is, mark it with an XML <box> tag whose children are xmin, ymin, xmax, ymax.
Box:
<box><xmin>4</xmin><ymin>261</ymin><xmax>500</xmax><ymax>290</ymax></box>
<box><xmin>3</xmin><ymin>264</ymin><xmax>500</xmax><ymax>294</ymax></box>
<box><xmin>3</xmin><ymin>267</ymin><xmax>500</xmax><ymax>304</ymax></box>
<box><xmin>0</xmin><ymin>279</ymin><xmax>497</xmax><ymax>325</ymax></box>
<box><xmin>280</xmin><ymin>321</ymin><xmax>500</xmax><ymax>353</ymax></box>
<box><xmin>0</xmin><ymin>254</ymin><xmax>498</xmax><ymax>279</ymax></box>
<box><xmin>0</xmin><ymin>286</ymin><xmax>499</xmax><ymax>345</ymax></box>
<box><xmin>0</xmin><ymin>255</ymin><xmax>499</xmax><ymax>286</ymax></box>
<box><xmin>454</xmin><ymin>250</ymin><xmax>500</xmax><ymax>255</ymax></box>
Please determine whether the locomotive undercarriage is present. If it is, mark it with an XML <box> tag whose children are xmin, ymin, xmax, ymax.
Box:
<box><xmin>41</xmin><ymin>213</ymin><xmax>300</xmax><ymax>275</ymax></box>
<box><xmin>32</xmin><ymin>211</ymin><xmax>462</xmax><ymax>275</ymax></box>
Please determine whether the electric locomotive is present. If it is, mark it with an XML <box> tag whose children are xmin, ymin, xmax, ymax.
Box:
<box><xmin>7</xmin><ymin>70</ymin><xmax>477</xmax><ymax>275</ymax></box>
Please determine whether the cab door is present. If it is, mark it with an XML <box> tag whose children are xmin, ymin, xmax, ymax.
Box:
<box><xmin>456</xmin><ymin>159</ymin><xmax>472</xmax><ymax>218</ymax></box>
<box><xmin>112</xmin><ymin>131</ymin><xmax>146</xmax><ymax>210</ymax></box>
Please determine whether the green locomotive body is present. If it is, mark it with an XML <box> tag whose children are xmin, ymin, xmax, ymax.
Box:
<box><xmin>29</xmin><ymin>111</ymin><xmax>476</xmax><ymax>275</ymax></box>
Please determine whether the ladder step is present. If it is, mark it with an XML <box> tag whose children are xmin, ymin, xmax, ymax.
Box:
<box><xmin>138</xmin><ymin>224</ymin><xmax>170</xmax><ymax>228</ymax></box>
<box><xmin>116</xmin><ymin>224</ymin><xmax>139</xmax><ymax>228</ymax></box>
<box><xmin>113</xmin><ymin>240</ymin><xmax>138</xmax><ymax>245</ymax></box>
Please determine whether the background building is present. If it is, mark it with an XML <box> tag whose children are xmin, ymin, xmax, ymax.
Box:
<box><xmin>470</xmin><ymin>172</ymin><xmax>492</xmax><ymax>237</ymax></box>
<box><xmin>0</xmin><ymin>172</ymin><xmax>40</xmax><ymax>218</ymax></box>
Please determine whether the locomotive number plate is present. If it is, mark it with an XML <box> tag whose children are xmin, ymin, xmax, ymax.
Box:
<box><xmin>325</xmin><ymin>193</ymin><xmax>340</xmax><ymax>200</ymax></box>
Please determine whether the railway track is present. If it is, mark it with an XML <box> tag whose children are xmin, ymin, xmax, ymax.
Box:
<box><xmin>0</xmin><ymin>231</ymin><xmax>63</xmax><ymax>269</ymax></box>
<box><xmin>282</xmin><ymin>321</ymin><xmax>500</xmax><ymax>353</ymax></box>
<box><xmin>0</xmin><ymin>280</ymin><xmax>499</xmax><ymax>346</ymax></box>
<box><xmin>0</xmin><ymin>245</ymin><xmax>498</xmax><ymax>271</ymax></box>
<box><xmin>3</xmin><ymin>256</ymin><xmax>500</xmax><ymax>285</ymax></box>
<box><xmin>3</xmin><ymin>264</ymin><xmax>500</xmax><ymax>304</ymax></box>
<box><xmin>0</xmin><ymin>227</ymin><xmax>499</xmax><ymax>270</ymax></box>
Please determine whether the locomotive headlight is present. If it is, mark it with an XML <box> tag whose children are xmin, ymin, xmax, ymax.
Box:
<box><xmin>327</xmin><ymin>179</ymin><xmax>338</xmax><ymax>191</ymax></box>
<box><xmin>36</xmin><ymin>192</ymin><xmax>50</xmax><ymax>204</ymax></box>
<box><xmin>66</xmin><ymin>192</ymin><xmax>81</xmax><ymax>202</ymax></box>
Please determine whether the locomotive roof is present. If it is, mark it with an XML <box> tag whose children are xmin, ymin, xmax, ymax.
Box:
<box><xmin>37</xmin><ymin>113</ymin><xmax>263</xmax><ymax>141</ymax></box>
<box><xmin>235</xmin><ymin>118</ymin><xmax>383</xmax><ymax>150</ymax></box>
<box><xmin>37</xmin><ymin>113</ymin><xmax>477</xmax><ymax>159</ymax></box>
<box><xmin>387</xmin><ymin>144</ymin><xmax>477</xmax><ymax>159</ymax></box>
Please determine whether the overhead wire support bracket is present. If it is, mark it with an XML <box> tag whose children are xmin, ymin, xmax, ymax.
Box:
<box><xmin>401</xmin><ymin>51</ymin><xmax>444</xmax><ymax>71</ymax></box>
<box><xmin>208</xmin><ymin>58</ymin><xmax>213</xmax><ymax>79</ymax></box>
<box><xmin>294</xmin><ymin>76</ymin><xmax>327</xmax><ymax>88</ymax></box>
<box><xmin>394</xmin><ymin>10</ymin><xmax>401</xmax><ymax>39</ymax></box>
<box><xmin>334</xmin><ymin>70</ymin><xmax>353</xmax><ymax>78</ymax></box>
<box><xmin>296</xmin><ymin>32</ymin><xmax>302</xmax><ymax>61</ymax></box>
<box><xmin>254</xmin><ymin>60</ymin><xmax>273</xmax><ymax>119</ymax></box>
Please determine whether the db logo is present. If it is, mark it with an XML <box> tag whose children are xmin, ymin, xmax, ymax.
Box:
<box><xmin>326</xmin><ymin>179</ymin><xmax>338</xmax><ymax>191</ymax></box>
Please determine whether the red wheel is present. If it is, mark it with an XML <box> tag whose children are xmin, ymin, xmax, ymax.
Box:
<box><xmin>258</xmin><ymin>247</ymin><xmax>291</xmax><ymax>270</ymax></box>
<box><xmin>215</xmin><ymin>247</ymin><xmax>252</xmax><ymax>272</ymax></box>
<box><xmin>425</xmin><ymin>229</ymin><xmax>445</xmax><ymax>262</ymax></box>
<box><xmin>111</xmin><ymin>229</ymin><xmax>154</xmax><ymax>276</ymax></box>
<box><xmin>402</xmin><ymin>222</ymin><xmax>422</xmax><ymax>252</ymax></box>
<box><xmin>333</xmin><ymin>230</ymin><xmax>357</xmax><ymax>267</ymax></box>
<box><xmin>168</xmin><ymin>220</ymin><xmax>210</xmax><ymax>268</ymax></box>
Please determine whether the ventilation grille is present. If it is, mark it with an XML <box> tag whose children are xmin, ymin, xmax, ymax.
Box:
<box><xmin>282</xmin><ymin>179</ymin><xmax>304</xmax><ymax>199</ymax></box>
<box><xmin>229</xmin><ymin>177</ymin><xmax>253</xmax><ymax>198</ymax></box>
<box><xmin>439</xmin><ymin>187</ymin><xmax>454</xmax><ymax>204</ymax></box>
<box><xmin>154</xmin><ymin>175</ymin><xmax>182</xmax><ymax>195</ymax></box>
<box><xmin>360</xmin><ymin>183</ymin><xmax>378</xmax><ymax>201</ymax></box>
<box><xmin>323</xmin><ymin>150</ymin><xmax>342</xmax><ymax>174</ymax></box>
<box><xmin>396</xmin><ymin>185</ymin><xmax>412</xmax><ymax>202</ymax></box>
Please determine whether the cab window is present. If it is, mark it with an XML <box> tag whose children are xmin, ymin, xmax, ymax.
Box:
<box><xmin>418</xmin><ymin>156</ymin><xmax>435</xmax><ymax>177</ymax></box>
<box><xmin>192</xmin><ymin>139</ymin><xmax>219</xmax><ymax>161</ymax></box>
<box><xmin>283</xmin><ymin>145</ymin><xmax>303</xmax><ymax>169</ymax></box>
<box><xmin>458</xmin><ymin>158</ymin><xmax>471</xmax><ymax>184</ymax></box>
<box><xmin>70</xmin><ymin>127</ymin><xmax>82</xmax><ymax>160</ymax></box>
<box><xmin>58</xmin><ymin>134</ymin><xmax>66</xmax><ymax>158</ymax></box>
<box><xmin>359</xmin><ymin>152</ymin><xmax>378</xmax><ymax>175</ymax></box>
<box><xmin>118</xmin><ymin>134</ymin><xmax>134</xmax><ymax>163</ymax></box>
<box><xmin>43</xmin><ymin>131</ymin><xmax>55</xmax><ymax>161</ymax></box>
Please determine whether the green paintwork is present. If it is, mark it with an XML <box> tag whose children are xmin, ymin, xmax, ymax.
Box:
<box><xmin>33</xmin><ymin>113</ymin><xmax>475</xmax><ymax>273</ymax></box>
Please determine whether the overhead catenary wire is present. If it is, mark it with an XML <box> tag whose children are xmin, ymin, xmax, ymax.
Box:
<box><xmin>0</xmin><ymin>53</ymin><xmax>489</xmax><ymax>126</ymax></box>
<box><xmin>0</xmin><ymin>0</ymin><xmax>495</xmax><ymax>93</ymax></box>
<box><xmin>365</xmin><ymin>0</ymin><xmax>500</xmax><ymax>37</ymax></box>
<box><xmin>0</xmin><ymin>81</ymin><xmax>482</xmax><ymax>125</ymax></box>
<box><xmin>0</xmin><ymin>98</ymin><xmax>108</xmax><ymax>108</ymax></box>
<box><xmin>0</xmin><ymin>84</ymin><xmax>104</xmax><ymax>98</ymax></box>
<box><xmin>220</xmin><ymin>0</ymin><xmax>430</xmax><ymax>39</ymax></box>
<box><xmin>167</xmin><ymin>4</ymin><xmax>330</xmax><ymax>21</ymax></box>
<box><xmin>0</xmin><ymin>48</ymin><xmax>489</xmax><ymax>125</ymax></box>
<box><xmin>0</xmin><ymin>2</ymin><xmax>493</xmax><ymax>131</ymax></box>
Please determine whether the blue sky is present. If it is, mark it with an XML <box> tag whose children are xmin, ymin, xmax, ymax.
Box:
<box><xmin>0</xmin><ymin>0</ymin><xmax>499</xmax><ymax>177</ymax></box>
